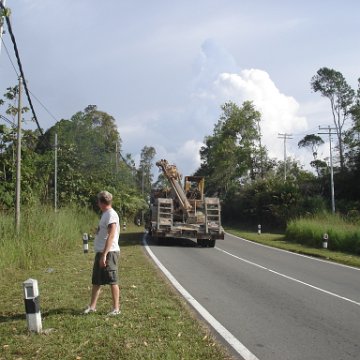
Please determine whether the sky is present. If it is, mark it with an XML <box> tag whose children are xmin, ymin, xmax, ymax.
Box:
<box><xmin>0</xmin><ymin>0</ymin><xmax>359</xmax><ymax>176</ymax></box>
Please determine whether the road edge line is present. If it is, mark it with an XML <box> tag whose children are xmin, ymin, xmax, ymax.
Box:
<box><xmin>225</xmin><ymin>231</ymin><xmax>360</xmax><ymax>271</ymax></box>
<box><xmin>142</xmin><ymin>234</ymin><xmax>259</xmax><ymax>360</ymax></box>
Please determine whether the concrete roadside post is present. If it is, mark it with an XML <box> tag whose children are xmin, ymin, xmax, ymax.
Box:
<box><xmin>83</xmin><ymin>233</ymin><xmax>89</xmax><ymax>253</ymax></box>
<box><xmin>258</xmin><ymin>224</ymin><xmax>262</xmax><ymax>235</ymax></box>
<box><xmin>322</xmin><ymin>233</ymin><xmax>329</xmax><ymax>249</ymax></box>
<box><xmin>23</xmin><ymin>278</ymin><xmax>42</xmax><ymax>333</ymax></box>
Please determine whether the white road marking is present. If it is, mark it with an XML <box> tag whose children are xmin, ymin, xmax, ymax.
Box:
<box><xmin>143</xmin><ymin>235</ymin><xmax>260</xmax><ymax>360</ymax></box>
<box><xmin>216</xmin><ymin>247</ymin><xmax>360</xmax><ymax>307</ymax></box>
<box><xmin>226</xmin><ymin>232</ymin><xmax>360</xmax><ymax>272</ymax></box>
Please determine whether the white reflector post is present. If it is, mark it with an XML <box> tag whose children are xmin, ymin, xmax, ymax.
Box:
<box><xmin>23</xmin><ymin>278</ymin><xmax>42</xmax><ymax>333</ymax></box>
<box><xmin>322</xmin><ymin>233</ymin><xmax>329</xmax><ymax>249</ymax></box>
<box><xmin>83</xmin><ymin>233</ymin><xmax>89</xmax><ymax>253</ymax></box>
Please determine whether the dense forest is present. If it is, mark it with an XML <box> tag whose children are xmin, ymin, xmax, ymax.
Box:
<box><xmin>0</xmin><ymin>95</ymin><xmax>155</xmax><ymax>222</ymax></box>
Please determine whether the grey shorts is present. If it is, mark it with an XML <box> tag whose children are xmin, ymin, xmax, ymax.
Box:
<box><xmin>92</xmin><ymin>251</ymin><xmax>120</xmax><ymax>285</ymax></box>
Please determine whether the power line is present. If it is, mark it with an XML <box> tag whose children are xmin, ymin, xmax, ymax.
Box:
<box><xmin>0</xmin><ymin>114</ymin><xmax>16</xmax><ymax>127</ymax></box>
<box><xmin>1</xmin><ymin>37</ymin><xmax>19</xmax><ymax>76</ymax></box>
<box><xmin>291</xmin><ymin>127</ymin><xmax>323</xmax><ymax>138</ymax></box>
<box><xmin>119</xmin><ymin>151</ymin><xmax>135</xmax><ymax>170</ymax></box>
<box><xmin>2</xmin><ymin>34</ymin><xmax>60</xmax><ymax>131</ymax></box>
<box><xmin>28</xmin><ymin>89</ymin><xmax>59</xmax><ymax>123</ymax></box>
<box><xmin>0</xmin><ymin>2</ymin><xmax>44</xmax><ymax>136</ymax></box>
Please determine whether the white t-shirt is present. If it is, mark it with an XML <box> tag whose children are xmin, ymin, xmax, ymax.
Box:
<box><xmin>94</xmin><ymin>208</ymin><xmax>120</xmax><ymax>253</ymax></box>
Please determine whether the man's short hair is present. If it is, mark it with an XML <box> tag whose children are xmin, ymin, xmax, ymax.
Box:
<box><xmin>97</xmin><ymin>191</ymin><xmax>113</xmax><ymax>205</ymax></box>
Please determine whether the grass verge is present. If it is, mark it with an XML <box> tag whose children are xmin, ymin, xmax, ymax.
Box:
<box><xmin>286</xmin><ymin>214</ymin><xmax>360</xmax><ymax>254</ymax></box>
<box><xmin>0</xmin><ymin>205</ymin><xmax>98</xmax><ymax>272</ymax></box>
<box><xmin>226</xmin><ymin>226</ymin><xmax>360</xmax><ymax>268</ymax></box>
<box><xmin>0</xmin><ymin>225</ymin><xmax>232</xmax><ymax>360</ymax></box>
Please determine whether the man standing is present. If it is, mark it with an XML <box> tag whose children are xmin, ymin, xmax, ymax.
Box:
<box><xmin>84</xmin><ymin>191</ymin><xmax>121</xmax><ymax>315</ymax></box>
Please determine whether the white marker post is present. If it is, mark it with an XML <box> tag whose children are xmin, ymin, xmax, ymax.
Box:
<box><xmin>258</xmin><ymin>224</ymin><xmax>261</xmax><ymax>235</ymax></box>
<box><xmin>83</xmin><ymin>233</ymin><xmax>89</xmax><ymax>253</ymax></box>
<box><xmin>322</xmin><ymin>233</ymin><xmax>328</xmax><ymax>249</ymax></box>
<box><xmin>23</xmin><ymin>278</ymin><xmax>42</xmax><ymax>333</ymax></box>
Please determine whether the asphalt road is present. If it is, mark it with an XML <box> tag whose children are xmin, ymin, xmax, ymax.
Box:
<box><xmin>145</xmin><ymin>233</ymin><xmax>360</xmax><ymax>360</ymax></box>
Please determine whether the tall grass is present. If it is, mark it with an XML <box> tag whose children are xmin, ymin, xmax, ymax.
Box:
<box><xmin>0</xmin><ymin>205</ymin><xmax>98</xmax><ymax>272</ymax></box>
<box><xmin>286</xmin><ymin>213</ymin><xmax>360</xmax><ymax>255</ymax></box>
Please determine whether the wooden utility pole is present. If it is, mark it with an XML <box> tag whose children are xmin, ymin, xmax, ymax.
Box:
<box><xmin>15</xmin><ymin>76</ymin><xmax>22</xmax><ymax>233</ymax></box>
<box><xmin>54</xmin><ymin>132</ymin><xmax>58</xmax><ymax>211</ymax></box>
<box><xmin>141</xmin><ymin>168</ymin><xmax>144</xmax><ymax>225</ymax></box>
<box><xmin>319</xmin><ymin>126</ymin><xmax>337</xmax><ymax>214</ymax></box>
<box><xmin>278</xmin><ymin>133</ymin><xmax>293</xmax><ymax>181</ymax></box>
<box><xmin>115</xmin><ymin>141</ymin><xmax>118</xmax><ymax>174</ymax></box>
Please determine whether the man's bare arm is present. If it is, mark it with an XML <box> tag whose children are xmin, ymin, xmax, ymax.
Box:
<box><xmin>100</xmin><ymin>223</ymin><xmax>117</xmax><ymax>267</ymax></box>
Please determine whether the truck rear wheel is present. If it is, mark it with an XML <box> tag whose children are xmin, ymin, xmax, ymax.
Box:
<box><xmin>208</xmin><ymin>239</ymin><xmax>216</xmax><ymax>248</ymax></box>
<box><xmin>197</xmin><ymin>239</ymin><xmax>205</xmax><ymax>247</ymax></box>
<box><xmin>197</xmin><ymin>239</ymin><xmax>216</xmax><ymax>248</ymax></box>
<box><xmin>157</xmin><ymin>237</ymin><xmax>166</xmax><ymax>245</ymax></box>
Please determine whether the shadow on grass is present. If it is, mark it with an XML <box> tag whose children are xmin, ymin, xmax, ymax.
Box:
<box><xmin>0</xmin><ymin>312</ymin><xmax>25</xmax><ymax>323</ymax></box>
<box><xmin>118</xmin><ymin>229</ymin><xmax>145</xmax><ymax>247</ymax></box>
<box><xmin>0</xmin><ymin>308</ymin><xmax>82</xmax><ymax>323</ymax></box>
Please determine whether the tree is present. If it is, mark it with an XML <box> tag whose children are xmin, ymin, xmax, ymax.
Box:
<box><xmin>0</xmin><ymin>86</ymin><xmax>31</xmax><ymax>209</ymax></box>
<box><xmin>311</xmin><ymin>67</ymin><xmax>355</xmax><ymax>171</ymax></box>
<box><xmin>197</xmin><ymin>101</ymin><xmax>264</xmax><ymax>197</ymax></box>
<box><xmin>0</xmin><ymin>94</ymin><xmax>155</xmax><ymax>219</ymax></box>
<box><xmin>310</xmin><ymin>159</ymin><xmax>328</xmax><ymax>177</ymax></box>
<box><xmin>138</xmin><ymin>146</ymin><xmax>156</xmax><ymax>196</ymax></box>
<box><xmin>298</xmin><ymin>134</ymin><xmax>324</xmax><ymax>176</ymax></box>
<box><xmin>345</xmin><ymin>78</ymin><xmax>360</xmax><ymax>170</ymax></box>
<box><xmin>275</xmin><ymin>158</ymin><xmax>315</xmax><ymax>183</ymax></box>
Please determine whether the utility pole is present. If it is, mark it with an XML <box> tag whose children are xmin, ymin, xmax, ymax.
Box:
<box><xmin>257</xmin><ymin>118</ymin><xmax>264</xmax><ymax>178</ymax></box>
<box><xmin>115</xmin><ymin>142</ymin><xmax>118</xmax><ymax>174</ymax></box>
<box><xmin>319</xmin><ymin>126</ymin><xmax>337</xmax><ymax>213</ymax></box>
<box><xmin>278</xmin><ymin>133</ymin><xmax>293</xmax><ymax>181</ymax></box>
<box><xmin>54</xmin><ymin>132</ymin><xmax>58</xmax><ymax>212</ymax></box>
<box><xmin>15</xmin><ymin>76</ymin><xmax>22</xmax><ymax>233</ymax></box>
<box><xmin>0</xmin><ymin>0</ymin><xmax>6</xmax><ymax>56</ymax></box>
<box><xmin>141</xmin><ymin>168</ymin><xmax>144</xmax><ymax>225</ymax></box>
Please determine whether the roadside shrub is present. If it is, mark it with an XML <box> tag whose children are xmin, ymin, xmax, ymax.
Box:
<box><xmin>286</xmin><ymin>213</ymin><xmax>360</xmax><ymax>255</ymax></box>
<box><xmin>223</xmin><ymin>177</ymin><xmax>326</xmax><ymax>229</ymax></box>
<box><xmin>0</xmin><ymin>205</ymin><xmax>98</xmax><ymax>272</ymax></box>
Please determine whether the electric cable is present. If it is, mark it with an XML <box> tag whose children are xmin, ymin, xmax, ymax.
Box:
<box><xmin>2</xmin><ymin>35</ymin><xmax>60</xmax><ymax>132</ymax></box>
<box><xmin>1</xmin><ymin>37</ymin><xmax>19</xmax><ymax>76</ymax></box>
<box><xmin>0</xmin><ymin>114</ymin><xmax>16</xmax><ymax>127</ymax></box>
<box><xmin>28</xmin><ymin>89</ymin><xmax>59</xmax><ymax>123</ymax></box>
<box><xmin>0</xmin><ymin>2</ymin><xmax>44</xmax><ymax>136</ymax></box>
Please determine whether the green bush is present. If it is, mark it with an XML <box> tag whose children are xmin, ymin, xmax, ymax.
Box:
<box><xmin>286</xmin><ymin>213</ymin><xmax>360</xmax><ymax>255</ymax></box>
<box><xmin>0</xmin><ymin>205</ymin><xmax>98</xmax><ymax>272</ymax></box>
<box><xmin>223</xmin><ymin>177</ymin><xmax>326</xmax><ymax>229</ymax></box>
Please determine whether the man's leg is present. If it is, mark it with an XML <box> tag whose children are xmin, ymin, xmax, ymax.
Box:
<box><xmin>110</xmin><ymin>284</ymin><xmax>120</xmax><ymax>311</ymax></box>
<box><xmin>89</xmin><ymin>285</ymin><xmax>101</xmax><ymax>309</ymax></box>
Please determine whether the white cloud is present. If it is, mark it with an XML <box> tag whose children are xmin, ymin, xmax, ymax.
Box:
<box><xmin>118</xmin><ymin>108</ymin><xmax>203</xmax><ymax>176</ymax></box>
<box><xmin>173</xmin><ymin>139</ymin><xmax>203</xmax><ymax>172</ymax></box>
<box><xmin>195</xmin><ymin>68</ymin><xmax>309</xmax><ymax>160</ymax></box>
<box><xmin>120</xmin><ymin>39</ymin><xmax>317</xmax><ymax>176</ymax></box>
<box><xmin>148</xmin><ymin>140</ymin><xmax>204</xmax><ymax>181</ymax></box>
